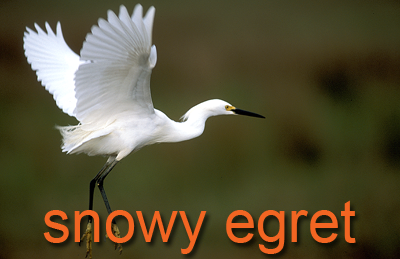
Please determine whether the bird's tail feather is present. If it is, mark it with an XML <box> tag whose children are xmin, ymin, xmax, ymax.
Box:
<box><xmin>56</xmin><ymin>124</ymin><xmax>90</xmax><ymax>154</ymax></box>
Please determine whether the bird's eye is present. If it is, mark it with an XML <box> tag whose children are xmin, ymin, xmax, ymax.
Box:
<box><xmin>225</xmin><ymin>105</ymin><xmax>235</xmax><ymax>111</ymax></box>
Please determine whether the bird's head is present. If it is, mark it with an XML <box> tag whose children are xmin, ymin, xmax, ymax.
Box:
<box><xmin>181</xmin><ymin>99</ymin><xmax>265</xmax><ymax>121</ymax></box>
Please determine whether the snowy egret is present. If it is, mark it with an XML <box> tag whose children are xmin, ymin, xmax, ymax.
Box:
<box><xmin>23</xmin><ymin>4</ymin><xmax>264</xmax><ymax>257</ymax></box>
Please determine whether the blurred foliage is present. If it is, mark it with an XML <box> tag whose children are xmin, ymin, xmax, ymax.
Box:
<box><xmin>1</xmin><ymin>0</ymin><xmax>400</xmax><ymax>258</ymax></box>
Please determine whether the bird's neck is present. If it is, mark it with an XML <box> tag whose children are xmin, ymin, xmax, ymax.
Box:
<box><xmin>155</xmin><ymin>107</ymin><xmax>210</xmax><ymax>144</ymax></box>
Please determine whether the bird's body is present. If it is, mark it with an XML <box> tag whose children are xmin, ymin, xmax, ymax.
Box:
<box><xmin>59</xmin><ymin>104</ymin><xmax>211</xmax><ymax>160</ymax></box>
<box><xmin>23</xmin><ymin>4</ymin><xmax>264</xmax><ymax>258</ymax></box>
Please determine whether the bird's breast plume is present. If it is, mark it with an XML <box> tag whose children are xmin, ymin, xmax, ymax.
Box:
<box><xmin>180</xmin><ymin>100</ymin><xmax>208</xmax><ymax>122</ymax></box>
<box><xmin>180</xmin><ymin>104</ymin><xmax>201</xmax><ymax>122</ymax></box>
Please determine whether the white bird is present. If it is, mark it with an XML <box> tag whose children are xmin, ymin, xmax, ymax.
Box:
<box><xmin>23</xmin><ymin>4</ymin><xmax>264</xmax><ymax>258</ymax></box>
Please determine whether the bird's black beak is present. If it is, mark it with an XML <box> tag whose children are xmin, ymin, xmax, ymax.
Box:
<box><xmin>233</xmin><ymin>108</ymin><xmax>265</xmax><ymax>118</ymax></box>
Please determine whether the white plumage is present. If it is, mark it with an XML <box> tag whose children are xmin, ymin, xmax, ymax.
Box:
<box><xmin>23</xmin><ymin>22</ymin><xmax>82</xmax><ymax>116</ymax></box>
<box><xmin>23</xmin><ymin>4</ymin><xmax>264</xmax><ymax>257</ymax></box>
<box><xmin>24</xmin><ymin>4</ymin><xmax>263</xmax><ymax>162</ymax></box>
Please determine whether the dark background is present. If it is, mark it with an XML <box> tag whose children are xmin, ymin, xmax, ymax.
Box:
<box><xmin>1</xmin><ymin>0</ymin><xmax>400</xmax><ymax>258</ymax></box>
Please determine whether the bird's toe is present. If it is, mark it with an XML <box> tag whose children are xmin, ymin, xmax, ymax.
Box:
<box><xmin>80</xmin><ymin>222</ymin><xmax>93</xmax><ymax>259</ymax></box>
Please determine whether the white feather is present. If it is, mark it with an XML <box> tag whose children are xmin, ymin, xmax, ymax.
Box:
<box><xmin>74</xmin><ymin>5</ymin><xmax>156</xmax><ymax>124</ymax></box>
<box><xmin>23</xmin><ymin>4</ymin><xmax>263</xmax><ymax>161</ymax></box>
<box><xmin>24</xmin><ymin>5</ymin><xmax>158</xmax><ymax>156</ymax></box>
<box><xmin>23</xmin><ymin>22</ymin><xmax>82</xmax><ymax>116</ymax></box>
<box><xmin>23</xmin><ymin>7</ymin><xmax>263</xmax><ymax>251</ymax></box>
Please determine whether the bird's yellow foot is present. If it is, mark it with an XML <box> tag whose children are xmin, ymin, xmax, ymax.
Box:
<box><xmin>80</xmin><ymin>222</ymin><xmax>93</xmax><ymax>259</ymax></box>
<box><xmin>106</xmin><ymin>223</ymin><xmax>123</xmax><ymax>254</ymax></box>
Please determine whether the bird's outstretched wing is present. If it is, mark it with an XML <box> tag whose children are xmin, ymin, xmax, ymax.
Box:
<box><xmin>74</xmin><ymin>5</ymin><xmax>157</xmax><ymax>124</ymax></box>
<box><xmin>23</xmin><ymin>22</ymin><xmax>82</xmax><ymax>117</ymax></box>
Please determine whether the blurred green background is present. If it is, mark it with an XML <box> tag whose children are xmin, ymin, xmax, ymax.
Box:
<box><xmin>1</xmin><ymin>0</ymin><xmax>400</xmax><ymax>258</ymax></box>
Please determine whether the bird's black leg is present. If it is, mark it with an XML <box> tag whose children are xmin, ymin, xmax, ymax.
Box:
<box><xmin>79</xmin><ymin>158</ymin><xmax>118</xmax><ymax>258</ymax></box>
<box><xmin>96</xmin><ymin>158</ymin><xmax>118</xmax><ymax>215</ymax></box>
<box><xmin>97</xmin><ymin>180</ymin><xmax>114</xmax><ymax>215</ymax></box>
<box><xmin>88</xmin><ymin>162</ymin><xmax>110</xmax><ymax>220</ymax></box>
<box><xmin>95</xmin><ymin>158</ymin><xmax>123</xmax><ymax>254</ymax></box>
